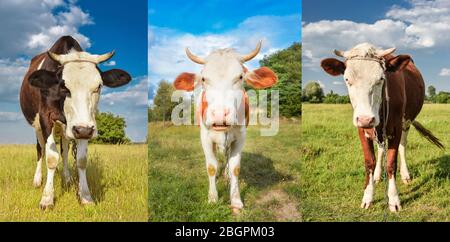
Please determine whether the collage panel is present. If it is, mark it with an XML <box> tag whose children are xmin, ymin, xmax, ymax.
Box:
<box><xmin>148</xmin><ymin>0</ymin><xmax>302</xmax><ymax>221</ymax></box>
<box><xmin>0</xmin><ymin>0</ymin><xmax>449</xmax><ymax>229</ymax></box>
<box><xmin>301</xmin><ymin>0</ymin><xmax>450</xmax><ymax>221</ymax></box>
<box><xmin>0</xmin><ymin>0</ymin><xmax>148</xmax><ymax>221</ymax></box>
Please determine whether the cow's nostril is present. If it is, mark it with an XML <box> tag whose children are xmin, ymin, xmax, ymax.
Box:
<box><xmin>224</xmin><ymin>108</ymin><xmax>230</xmax><ymax>116</ymax></box>
<box><xmin>72</xmin><ymin>126</ymin><xmax>94</xmax><ymax>138</ymax></box>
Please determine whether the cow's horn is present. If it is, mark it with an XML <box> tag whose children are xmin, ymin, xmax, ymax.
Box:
<box><xmin>376</xmin><ymin>47</ymin><xmax>396</xmax><ymax>58</ymax></box>
<box><xmin>334</xmin><ymin>49</ymin><xmax>345</xmax><ymax>57</ymax></box>
<box><xmin>48</xmin><ymin>51</ymin><xmax>62</xmax><ymax>63</ymax></box>
<box><xmin>240</xmin><ymin>41</ymin><xmax>262</xmax><ymax>62</ymax></box>
<box><xmin>185</xmin><ymin>48</ymin><xmax>205</xmax><ymax>64</ymax></box>
<box><xmin>95</xmin><ymin>51</ymin><xmax>115</xmax><ymax>63</ymax></box>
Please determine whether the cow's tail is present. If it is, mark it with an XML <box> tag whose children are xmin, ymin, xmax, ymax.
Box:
<box><xmin>412</xmin><ymin>121</ymin><xmax>445</xmax><ymax>150</ymax></box>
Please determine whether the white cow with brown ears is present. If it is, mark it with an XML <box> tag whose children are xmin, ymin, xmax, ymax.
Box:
<box><xmin>173</xmin><ymin>41</ymin><xmax>278</xmax><ymax>213</ymax></box>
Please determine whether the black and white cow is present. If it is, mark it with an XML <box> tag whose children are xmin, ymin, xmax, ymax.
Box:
<box><xmin>20</xmin><ymin>36</ymin><xmax>131</xmax><ymax>209</ymax></box>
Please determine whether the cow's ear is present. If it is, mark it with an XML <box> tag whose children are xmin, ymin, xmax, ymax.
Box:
<box><xmin>321</xmin><ymin>58</ymin><xmax>346</xmax><ymax>76</ymax></box>
<box><xmin>101</xmin><ymin>69</ymin><xmax>132</xmax><ymax>88</ymax></box>
<box><xmin>29</xmin><ymin>70</ymin><xmax>59</xmax><ymax>89</ymax></box>
<box><xmin>174</xmin><ymin>72</ymin><xmax>197</xmax><ymax>91</ymax></box>
<box><xmin>245</xmin><ymin>67</ymin><xmax>278</xmax><ymax>89</ymax></box>
<box><xmin>386</xmin><ymin>55</ymin><xmax>411</xmax><ymax>72</ymax></box>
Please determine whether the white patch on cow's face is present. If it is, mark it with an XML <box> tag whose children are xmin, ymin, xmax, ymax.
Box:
<box><xmin>62</xmin><ymin>61</ymin><xmax>102</xmax><ymax>139</ymax></box>
<box><xmin>201</xmin><ymin>49</ymin><xmax>246</xmax><ymax>129</ymax></box>
<box><xmin>342</xmin><ymin>44</ymin><xmax>386</xmax><ymax>128</ymax></box>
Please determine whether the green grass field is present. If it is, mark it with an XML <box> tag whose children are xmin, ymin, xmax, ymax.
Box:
<box><xmin>148</xmin><ymin>120</ymin><xmax>301</xmax><ymax>222</ymax></box>
<box><xmin>0</xmin><ymin>144</ymin><xmax>147</xmax><ymax>222</ymax></box>
<box><xmin>301</xmin><ymin>104</ymin><xmax>450</xmax><ymax>222</ymax></box>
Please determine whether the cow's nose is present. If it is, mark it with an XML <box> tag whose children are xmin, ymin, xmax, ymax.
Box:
<box><xmin>356</xmin><ymin>116</ymin><xmax>376</xmax><ymax>128</ymax></box>
<box><xmin>211</xmin><ymin>108</ymin><xmax>230</xmax><ymax>124</ymax></box>
<box><xmin>72</xmin><ymin>126</ymin><xmax>95</xmax><ymax>139</ymax></box>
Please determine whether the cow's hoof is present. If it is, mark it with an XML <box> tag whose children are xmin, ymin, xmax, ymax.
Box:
<box><xmin>33</xmin><ymin>179</ymin><xmax>42</xmax><ymax>188</ymax></box>
<box><xmin>39</xmin><ymin>196</ymin><xmax>54</xmax><ymax>210</ymax></box>
<box><xmin>80</xmin><ymin>196</ymin><xmax>94</xmax><ymax>205</ymax></box>
<box><xmin>208</xmin><ymin>193</ymin><xmax>218</xmax><ymax>203</ymax></box>
<box><xmin>361</xmin><ymin>202</ymin><xmax>372</xmax><ymax>209</ymax></box>
<box><xmin>231</xmin><ymin>207</ymin><xmax>242</xmax><ymax>215</ymax></box>
<box><xmin>389</xmin><ymin>198</ymin><xmax>402</xmax><ymax>212</ymax></box>
<box><xmin>231</xmin><ymin>200</ymin><xmax>243</xmax><ymax>209</ymax></box>
<box><xmin>208</xmin><ymin>197</ymin><xmax>218</xmax><ymax>204</ymax></box>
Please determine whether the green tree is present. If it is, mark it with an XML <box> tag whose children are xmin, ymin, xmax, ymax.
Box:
<box><xmin>92</xmin><ymin>112</ymin><xmax>130</xmax><ymax>144</ymax></box>
<box><xmin>303</xmin><ymin>81</ymin><xmax>324</xmax><ymax>103</ymax></box>
<box><xmin>428</xmin><ymin>85</ymin><xmax>436</xmax><ymax>97</ymax></box>
<box><xmin>259</xmin><ymin>42</ymin><xmax>302</xmax><ymax>117</ymax></box>
<box><xmin>150</xmin><ymin>80</ymin><xmax>176</xmax><ymax>122</ymax></box>
<box><xmin>323</xmin><ymin>90</ymin><xmax>350</xmax><ymax>104</ymax></box>
<box><xmin>435</xmin><ymin>91</ymin><xmax>450</xmax><ymax>103</ymax></box>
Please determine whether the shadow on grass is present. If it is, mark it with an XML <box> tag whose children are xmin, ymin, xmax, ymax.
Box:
<box><xmin>87</xmin><ymin>157</ymin><xmax>106</xmax><ymax>203</ymax></box>
<box><xmin>59</xmin><ymin>151</ymin><xmax>108</xmax><ymax>204</ymax></box>
<box><xmin>401</xmin><ymin>154</ymin><xmax>450</xmax><ymax>206</ymax></box>
<box><xmin>241</xmin><ymin>152</ymin><xmax>292</xmax><ymax>189</ymax></box>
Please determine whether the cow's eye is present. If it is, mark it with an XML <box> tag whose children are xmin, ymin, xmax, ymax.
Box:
<box><xmin>60</xmin><ymin>83</ymin><xmax>71</xmax><ymax>96</ymax></box>
<box><xmin>202</xmin><ymin>77</ymin><xmax>205</xmax><ymax>82</ymax></box>
<box><xmin>345</xmin><ymin>78</ymin><xmax>352</xmax><ymax>86</ymax></box>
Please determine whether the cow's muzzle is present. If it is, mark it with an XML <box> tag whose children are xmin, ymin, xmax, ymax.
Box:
<box><xmin>356</xmin><ymin>115</ymin><xmax>376</xmax><ymax>128</ymax></box>
<box><xmin>72</xmin><ymin>125</ymin><xmax>95</xmax><ymax>139</ymax></box>
<box><xmin>211</xmin><ymin>108</ymin><xmax>231</xmax><ymax>131</ymax></box>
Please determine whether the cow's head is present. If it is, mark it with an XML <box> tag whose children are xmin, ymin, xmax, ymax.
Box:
<box><xmin>173</xmin><ymin>41</ymin><xmax>277</xmax><ymax>131</ymax></box>
<box><xmin>29</xmin><ymin>50</ymin><xmax>131</xmax><ymax>139</ymax></box>
<box><xmin>320</xmin><ymin>43</ymin><xmax>411</xmax><ymax>128</ymax></box>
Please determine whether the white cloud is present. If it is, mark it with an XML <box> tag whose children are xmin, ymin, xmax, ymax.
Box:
<box><xmin>103</xmin><ymin>60</ymin><xmax>116</xmax><ymax>66</ymax></box>
<box><xmin>148</xmin><ymin>14</ymin><xmax>300</xmax><ymax>101</ymax></box>
<box><xmin>303</xmin><ymin>0</ymin><xmax>450</xmax><ymax>71</ymax></box>
<box><xmin>333</xmin><ymin>81</ymin><xmax>344</xmax><ymax>86</ymax></box>
<box><xmin>0</xmin><ymin>58</ymin><xmax>29</xmax><ymax>102</ymax></box>
<box><xmin>0</xmin><ymin>0</ymin><xmax>93</xmax><ymax>103</ymax></box>
<box><xmin>439</xmin><ymin>68</ymin><xmax>450</xmax><ymax>77</ymax></box>
<box><xmin>101</xmin><ymin>76</ymin><xmax>148</xmax><ymax>107</ymax></box>
<box><xmin>0</xmin><ymin>0</ymin><xmax>92</xmax><ymax>58</ymax></box>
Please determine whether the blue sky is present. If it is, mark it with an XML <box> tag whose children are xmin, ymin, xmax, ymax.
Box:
<box><xmin>0</xmin><ymin>0</ymin><xmax>147</xmax><ymax>143</ymax></box>
<box><xmin>148</xmin><ymin>0</ymin><xmax>302</xmax><ymax>102</ymax></box>
<box><xmin>303</xmin><ymin>0</ymin><xmax>450</xmax><ymax>95</ymax></box>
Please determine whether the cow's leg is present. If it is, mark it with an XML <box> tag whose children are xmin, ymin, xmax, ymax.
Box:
<box><xmin>386</xmin><ymin>134</ymin><xmax>402</xmax><ymax>212</ymax></box>
<box><xmin>374</xmin><ymin>144</ymin><xmax>384</xmax><ymax>183</ymax></box>
<box><xmin>200</xmin><ymin>132</ymin><xmax>219</xmax><ymax>203</ymax></box>
<box><xmin>33</xmin><ymin>129</ymin><xmax>45</xmax><ymax>188</ymax></box>
<box><xmin>61</xmin><ymin>137</ymin><xmax>72</xmax><ymax>185</ymax></box>
<box><xmin>399</xmin><ymin>127</ymin><xmax>411</xmax><ymax>184</ymax></box>
<box><xmin>40</xmin><ymin>126</ymin><xmax>59</xmax><ymax>210</ymax></box>
<box><xmin>228</xmin><ymin>139</ymin><xmax>245</xmax><ymax>213</ymax></box>
<box><xmin>358</xmin><ymin>129</ymin><xmax>376</xmax><ymax>209</ymax></box>
<box><xmin>76</xmin><ymin>139</ymin><xmax>94</xmax><ymax>204</ymax></box>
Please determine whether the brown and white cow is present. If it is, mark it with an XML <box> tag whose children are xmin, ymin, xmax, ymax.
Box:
<box><xmin>173</xmin><ymin>41</ymin><xmax>277</xmax><ymax>213</ymax></box>
<box><xmin>321</xmin><ymin>43</ymin><xmax>443</xmax><ymax>212</ymax></box>
<box><xmin>20</xmin><ymin>36</ymin><xmax>131</xmax><ymax>209</ymax></box>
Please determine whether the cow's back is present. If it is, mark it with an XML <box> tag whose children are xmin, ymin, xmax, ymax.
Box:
<box><xmin>20</xmin><ymin>53</ymin><xmax>46</xmax><ymax>125</ymax></box>
<box><xmin>402</xmin><ymin>60</ymin><xmax>425</xmax><ymax>121</ymax></box>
